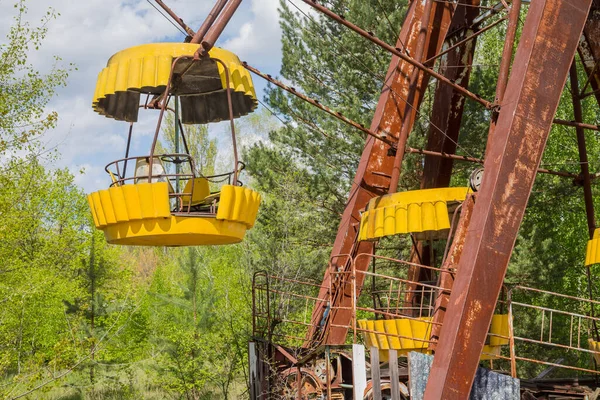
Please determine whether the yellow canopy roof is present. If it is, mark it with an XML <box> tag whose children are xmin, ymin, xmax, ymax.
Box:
<box><xmin>358</xmin><ymin>187</ymin><xmax>470</xmax><ymax>241</ymax></box>
<box><xmin>92</xmin><ymin>43</ymin><xmax>257</xmax><ymax>124</ymax></box>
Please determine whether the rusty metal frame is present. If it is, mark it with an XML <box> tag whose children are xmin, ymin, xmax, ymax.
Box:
<box><xmin>302</xmin><ymin>0</ymin><xmax>493</xmax><ymax>110</ymax></box>
<box><xmin>406</xmin><ymin>147</ymin><xmax>584</xmax><ymax>179</ymax></box>
<box><xmin>149</xmin><ymin>1</ymin><xmax>600</xmax><ymax>396</ymax></box>
<box><xmin>578</xmin><ymin>0</ymin><xmax>600</xmax><ymax>106</ymax></box>
<box><xmin>305</xmin><ymin>0</ymin><xmax>460</xmax><ymax>348</ymax></box>
<box><xmin>190</xmin><ymin>0</ymin><xmax>229</xmax><ymax>44</ymax></box>
<box><xmin>197</xmin><ymin>0</ymin><xmax>242</xmax><ymax>55</ymax></box>
<box><xmin>145</xmin><ymin>55</ymin><xmax>242</xmax><ymax>185</ymax></box>
<box><xmin>423</xmin><ymin>1</ymin><xmax>594</xmax><ymax>398</ymax></box>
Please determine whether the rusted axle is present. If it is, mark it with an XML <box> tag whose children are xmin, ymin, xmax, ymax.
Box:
<box><xmin>199</xmin><ymin>0</ymin><xmax>242</xmax><ymax>54</ymax></box>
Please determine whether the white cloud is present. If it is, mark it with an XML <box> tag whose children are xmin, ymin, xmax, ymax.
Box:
<box><xmin>224</xmin><ymin>0</ymin><xmax>282</xmax><ymax>67</ymax></box>
<box><xmin>0</xmin><ymin>0</ymin><xmax>286</xmax><ymax>193</ymax></box>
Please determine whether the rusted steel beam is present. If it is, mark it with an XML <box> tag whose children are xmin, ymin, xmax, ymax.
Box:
<box><xmin>424</xmin><ymin>15</ymin><xmax>506</xmax><ymax>66</ymax></box>
<box><xmin>301</xmin><ymin>0</ymin><xmax>493</xmax><ymax>109</ymax></box>
<box><xmin>580</xmin><ymin>60</ymin><xmax>599</xmax><ymax>96</ymax></box>
<box><xmin>201</xmin><ymin>0</ymin><xmax>241</xmax><ymax>52</ymax></box>
<box><xmin>553</xmin><ymin>118</ymin><xmax>600</xmax><ymax>131</ymax></box>
<box><xmin>495</xmin><ymin>0</ymin><xmax>522</xmax><ymax>105</ymax></box>
<box><xmin>421</xmin><ymin>3</ymin><xmax>480</xmax><ymax>191</ymax></box>
<box><xmin>424</xmin><ymin>1</ymin><xmax>593</xmax><ymax>398</ymax></box>
<box><xmin>406</xmin><ymin>0</ymin><xmax>481</xmax><ymax>313</ymax></box>
<box><xmin>570</xmin><ymin>62</ymin><xmax>596</xmax><ymax>238</ymax></box>
<box><xmin>406</xmin><ymin>147</ymin><xmax>583</xmax><ymax>179</ymax></box>
<box><xmin>154</xmin><ymin>0</ymin><xmax>195</xmax><ymax>37</ymax></box>
<box><xmin>484</xmin><ymin>0</ymin><xmax>521</xmax><ymax>157</ymax></box>
<box><xmin>408</xmin><ymin>147</ymin><xmax>482</xmax><ymax>165</ymax></box>
<box><xmin>305</xmin><ymin>0</ymin><xmax>457</xmax><ymax>347</ymax></box>
<box><xmin>388</xmin><ymin>0</ymin><xmax>436</xmax><ymax>193</ymax></box>
<box><xmin>196</xmin><ymin>0</ymin><xmax>242</xmax><ymax>54</ymax></box>
<box><xmin>578</xmin><ymin>0</ymin><xmax>600</xmax><ymax>105</ymax></box>
<box><xmin>190</xmin><ymin>0</ymin><xmax>228</xmax><ymax>44</ymax></box>
<box><xmin>571</xmin><ymin>59</ymin><xmax>600</xmax><ymax>340</ymax></box>
<box><xmin>428</xmin><ymin>194</ymin><xmax>475</xmax><ymax>350</ymax></box>
<box><xmin>581</xmin><ymin>86</ymin><xmax>600</xmax><ymax>99</ymax></box>
<box><xmin>242</xmin><ymin>63</ymin><xmax>395</xmax><ymax>146</ymax></box>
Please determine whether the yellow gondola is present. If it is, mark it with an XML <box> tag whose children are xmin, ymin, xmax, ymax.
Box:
<box><xmin>88</xmin><ymin>43</ymin><xmax>261</xmax><ymax>246</ymax></box>
<box><xmin>87</xmin><ymin>168</ymin><xmax>261</xmax><ymax>246</ymax></box>
<box><xmin>92</xmin><ymin>43</ymin><xmax>257</xmax><ymax>124</ymax></box>
<box><xmin>358</xmin><ymin>314</ymin><xmax>509</xmax><ymax>361</ymax></box>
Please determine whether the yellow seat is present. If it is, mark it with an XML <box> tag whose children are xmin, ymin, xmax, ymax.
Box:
<box><xmin>134</xmin><ymin>157</ymin><xmax>174</xmax><ymax>193</ymax></box>
<box><xmin>108</xmin><ymin>170</ymin><xmax>120</xmax><ymax>186</ymax></box>
<box><xmin>358</xmin><ymin>318</ymin><xmax>432</xmax><ymax>361</ymax></box>
<box><xmin>181</xmin><ymin>178</ymin><xmax>211</xmax><ymax>207</ymax></box>
<box><xmin>87</xmin><ymin>182</ymin><xmax>261</xmax><ymax>246</ymax></box>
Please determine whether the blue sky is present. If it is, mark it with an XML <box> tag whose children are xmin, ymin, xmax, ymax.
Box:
<box><xmin>0</xmin><ymin>0</ymin><xmax>308</xmax><ymax>192</ymax></box>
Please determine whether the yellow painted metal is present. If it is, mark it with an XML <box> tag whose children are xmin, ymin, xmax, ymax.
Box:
<box><xmin>182</xmin><ymin>178</ymin><xmax>211</xmax><ymax>206</ymax></box>
<box><xmin>358</xmin><ymin>187</ymin><xmax>470</xmax><ymax>241</ymax></box>
<box><xmin>358</xmin><ymin>318</ymin><xmax>432</xmax><ymax>360</ymax></box>
<box><xmin>92</xmin><ymin>43</ymin><xmax>257</xmax><ymax>124</ymax></box>
<box><xmin>488</xmin><ymin>314</ymin><xmax>510</xmax><ymax>347</ymax></box>
<box><xmin>589</xmin><ymin>339</ymin><xmax>600</xmax><ymax>364</ymax></box>
<box><xmin>585</xmin><ymin>228</ymin><xmax>600</xmax><ymax>266</ymax></box>
<box><xmin>87</xmin><ymin>182</ymin><xmax>261</xmax><ymax>246</ymax></box>
<box><xmin>358</xmin><ymin>314</ymin><xmax>508</xmax><ymax>361</ymax></box>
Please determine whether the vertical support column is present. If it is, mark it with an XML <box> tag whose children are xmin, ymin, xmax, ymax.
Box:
<box><xmin>484</xmin><ymin>0</ymin><xmax>521</xmax><ymax>157</ymax></box>
<box><xmin>423</xmin><ymin>1</ymin><xmax>593</xmax><ymax>398</ymax></box>
<box><xmin>248</xmin><ymin>342</ymin><xmax>258</xmax><ymax>400</ymax></box>
<box><xmin>507</xmin><ymin>292</ymin><xmax>517</xmax><ymax>378</ymax></box>
<box><xmin>578</xmin><ymin>0</ymin><xmax>600</xmax><ymax>105</ymax></box>
<box><xmin>569</xmin><ymin>61</ymin><xmax>599</xmax><ymax>339</ymax></box>
<box><xmin>388</xmin><ymin>0</ymin><xmax>436</xmax><ymax>192</ymax></box>
<box><xmin>370</xmin><ymin>347</ymin><xmax>382</xmax><ymax>400</ymax></box>
<box><xmin>389</xmin><ymin>349</ymin><xmax>400</xmax><ymax>400</ymax></box>
<box><xmin>421</xmin><ymin>1</ymin><xmax>480</xmax><ymax>190</ymax></box>
<box><xmin>296</xmin><ymin>365</ymin><xmax>302</xmax><ymax>400</ymax></box>
<box><xmin>352</xmin><ymin>344</ymin><xmax>367</xmax><ymax>400</ymax></box>
<box><xmin>174</xmin><ymin>96</ymin><xmax>181</xmax><ymax>193</ymax></box>
<box><xmin>570</xmin><ymin>62</ymin><xmax>597</xmax><ymax>238</ymax></box>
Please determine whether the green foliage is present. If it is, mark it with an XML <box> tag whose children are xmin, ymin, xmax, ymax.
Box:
<box><xmin>254</xmin><ymin>0</ymin><xmax>407</xmax><ymax>217</ymax></box>
<box><xmin>146</xmin><ymin>246</ymin><xmax>250</xmax><ymax>399</ymax></box>
<box><xmin>0</xmin><ymin>0</ymin><xmax>72</xmax><ymax>154</ymax></box>
<box><xmin>157</xmin><ymin>113</ymin><xmax>218</xmax><ymax>177</ymax></box>
<box><xmin>0</xmin><ymin>157</ymin><xmax>138</xmax><ymax>398</ymax></box>
<box><xmin>2</xmin><ymin>0</ymin><xmax>600</xmax><ymax>396</ymax></box>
